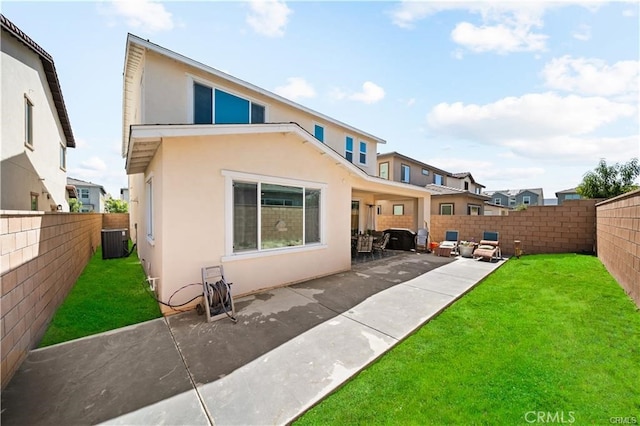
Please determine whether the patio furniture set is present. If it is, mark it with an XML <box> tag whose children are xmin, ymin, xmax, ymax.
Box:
<box><xmin>434</xmin><ymin>230</ymin><xmax>502</xmax><ymax>262</ymax></box>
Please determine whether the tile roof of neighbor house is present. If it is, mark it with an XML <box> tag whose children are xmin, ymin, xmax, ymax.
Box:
<box><xmin>377</xmin><ymin>151</ymin><xmax>451</xmax><ymax>176</ymax></box>
<box><xmin>67</xmin><ymin>177</ymin><xmax>107</xmax><ymax>195</ymax></box>
<box><xmin>122</xmin><ymin>33</ymin><xmax>385</xmax><ymax>157</ymax></box>
<box><xmin>1</xmin><ymin>14</ymin><xmax>75</xmax><ymax>148</ymax></box>
<box><xmin>450</xmin><ymin>172</ymin><xmax>485</xmax><ymax>187</ymax></box>
<box><xmin>425</xmin><ymin>184</ymin><xmax>491</xmax><ymax>200</ymax></box>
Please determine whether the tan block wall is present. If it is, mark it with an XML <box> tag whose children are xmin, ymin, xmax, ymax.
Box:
<box><xmin>377</xmin><ymin>214</ymin><xmax>414</xmax><ymax>231</ymax></box>
<box><xmin>102</xmin><ymin>213</ymin><xmax>130</xmax><ymax>234</ymax></box>
<box><xmin>431</xmin><ymin>199</ymin><xmax>596</xmax><ymax>256</ymax></box>
<box><xmin>596</xmin><ymin>190</ymin><xmax>640</xmax><ymax>307</ymax></box>
<box><xmin>0</xmin><ymin>212</ymin><xmax>102</xmax><ymax>389</ymax></box>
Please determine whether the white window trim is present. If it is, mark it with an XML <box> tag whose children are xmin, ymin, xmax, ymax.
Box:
<box><xmin>401</xmin><ymin>164</ymin><xmax>410</xmax><ymax>183</ymax></box>
<box><xmin>60</xmin><ymin>141</ymin><xmax>66</xmax><ymax>171</ymax></box>
<box><xmin>494</xmin><ymin>198</ymin><xmax>502</xmax><ymax>205</ymax></box>
<box><xmin>422</xmin><ymin>169</ymin><xmax>429</xmax><ymax>176</ymax></box>
<box><xmin>345</xmin><ymin>134</ymin><xmax>354</xmax><ymax>162</ymax></box>
<box><xmin>358</xmin><ymin>141</ymin><xmax>367</xmax><ymax>165</ymax></box>
<box><xmin>523</xmin><ymin>195</ymin><xmax>531</xmax><ymax>205</ymax></box>
<box><xmin>393</xmin><ymin>204</ymin><xmax>404</xmax><ymax>215</ymax></box>
<box><xmin>186</xmin><ymin>73</ymin><xmax>268</xmax><ymax>124</ymax></box>
<box><xmin>145</xmin><ymin>173</ymin><xmax>155</xmax><ymax>245</ymax></box>
<box><xmin>313</xmin><ymin>122</ymin><xmax>325</xmax><ymax>142</ymax></box>
<box><xmin>222</xmin><ymin>170</ymin><xmax>327</xmax><ymax>259</ymax></box>
<box><xmin>379</xmin><ymin>162</ymin><xmax>389</xmax><ymax>180</ymax></box>
<box><xmin>24</xmin><ymin>94</ymin><xmax>34</xmax><ymax>150</ymax></box>
<box><xmin>440</xmin><ymin>203</ymin><xmax>454</xmax><ymax>215</ymax></box>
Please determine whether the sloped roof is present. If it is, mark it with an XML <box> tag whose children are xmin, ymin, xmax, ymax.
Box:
<box><xmin>425</xmin><ymin>184</ymin><xmax>490</xmax><ymax>200</ymax></box>
<box><xmin>377</xmin><ymin>151</ymin><xmax>451</xmax><ymax>176</ymax></box>
<box><xmin>67</xmin><ymin>177</ymin><xmax>106</xmax><ymax>195</ymax></box>
<box><xmin>1</xmin><ymin>14</ymin><xmax>75</xmax><ymax>148</ymax></box>
<box><xmin>451</xmin><ymin>172</ymin><xmax>485</xmax><ymax>188</ymax></box>
<box><xmin>484</xmin><ymin>188</ymin><xmax>544</xmax><ymax>198</ymax></box>
<box><xmin>555</xmin><ymin>187</ymin><xmax>579</xmax><ymax>196</ymax></box>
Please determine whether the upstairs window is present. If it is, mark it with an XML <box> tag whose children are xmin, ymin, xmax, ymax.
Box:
<box><xmin>60</xmin><ymin>142</ymin><xmax>66</xmax><ymax>170</ymax></box>
<box><xmin>379</xmin><ymin>162</ymin><xmax>389</xmax><ymax>179</ymax></box>
<box><xmin>464</xmin><ymin>181</ymin><xmax>469</xmax><ymax>191</ymax></box>
<box><xmin>193</xmin><ymin>82</ymin><xmax>265</xmax><ymax>125</ymax></box>
<box><xmin>25</xmin><ymin>96</ymin><xmax>33</xmax><ymax>148</ymax></box>
<box><xmin>314</xmin><ymin>124</ymin><xmax>324</xmax><ymax>142</ymax></box>
<box><xmin>434</xmin><ymin>174</ymin><xmax>444</xmax><ymax>185</ymax></box>
<box><xmin>440</xmin><ymin>204</ymin><xmax>454</xmax><ymax>215</ymax></box>
<box><xmin>422</xmin><ymin>169</ymin><xmax>429</xmax><ymax>176</ymax></box>
<box><xmin>359</xmin><ymin>142</ymin><xmax>367</xmax><ymax>164</ymax></box>
<box><xmin>345</xmin><ymin>136</ymin><xmax>353</xmax><ymax>162</ymax></box>
<box><xmin>494</xmin><ymin>198</ymin><xmax>502</xmax><ymax>205</ymax></box>
<box><xmin>523</xmin><ymin>195</ymin><xmax>531</xmax><ymax>205</ymax></box>
<box><xmin>79</xmin><ymin>188</ymin><xmax>89</xmax><ymax>200</ymax></box>
<box><xmin>509</xmin><ymin>197</ymin><xmax>516</xmax><ymax>206</ymax></box>
<box><xmin>401</xmin><ymin>164</ymin><xmax>410</xmax><ymax>183</ymax></box>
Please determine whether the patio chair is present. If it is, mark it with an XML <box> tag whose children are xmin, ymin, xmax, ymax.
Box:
<box><xmin>473</xmin><ymin>231</ymin><xmax>502</xmax><ymax>262</ymax></box>
<box><xmin>356</xmin><ymin>234</ymin><xmax>374</xmax><ymax>260</ymax></box>
<box><xmin>372</xmin><ymin>232</ymin><xmax>390</xmax><ymax>258</ymax></box>
<box><xmin>438</xmin><ymin>230</ymin><xmax>459</xmax><ymax>256</ymax></box>
<box><xmin>415</xmin><ymin>228</ymin><xmax>429</xmax><ymax>252</ymax></box>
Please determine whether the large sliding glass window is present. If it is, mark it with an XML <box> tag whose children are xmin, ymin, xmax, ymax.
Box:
<box><xmin>233</xmin><ymin>180</ymin><xmax>321</xmax><ymax>253</ymax></box>
<box><xmin>193</xmin><ymin>82</ymin><xmax>265</xmax><ymax>124</ymax></box>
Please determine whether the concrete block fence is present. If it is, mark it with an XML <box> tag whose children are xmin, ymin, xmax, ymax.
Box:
<box><xmin>596</xmin><ymin>190</ymin><xmax>640</xmax><ymax>307</ymax></box>
<box><xmin>430</xmin><ymin>200</ymin><xmax>597</xmax><ymax>257</ymax></box>
<box><xmin>0</xmin><ymin>212</ymin><xmax>129</xmax><ymax>389</ymax></box>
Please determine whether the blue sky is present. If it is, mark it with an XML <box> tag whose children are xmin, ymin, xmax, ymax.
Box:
<box><xmin>3</xmin><ymin>0</ymin><xmax>639</xmax><ymax>199</ymax></box>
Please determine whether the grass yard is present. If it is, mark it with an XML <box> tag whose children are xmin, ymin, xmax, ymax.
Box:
<box><xmin>296</xmin><ymin>254</ymin><xmax>640</xmax><ymax>425</ymax></box>
<box><xmin>38</xmin><ymin>245</ymin><xmax>161</xmax><ymax>347</ymax></box>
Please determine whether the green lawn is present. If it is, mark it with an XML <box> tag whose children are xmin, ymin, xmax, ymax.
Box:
<box><xmin>296</xmin><ymin>254</ymin><xmax>640</xmax><ymax>425</ymax></box>
<box><xmin>38</xmin><ymin>245</ymin><xmax>162</xmax><ymax>347</ymax></box>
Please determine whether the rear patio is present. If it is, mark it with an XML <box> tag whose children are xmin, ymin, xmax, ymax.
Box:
<box><xmin>1</xmin><ymin>252</ymin><xmax>503</xmax><ymax>425</ymax></box>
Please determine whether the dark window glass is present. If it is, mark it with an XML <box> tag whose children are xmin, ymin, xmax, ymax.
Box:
<box><xmin>194</xmin><ymin>83</ymin><xmax>213</xmax><ymax>124</ymax></box>
<box><xmin>251</xmin><ymin>103</ymin><xmax>265</xmax><ymax>124</ymax></box>
<box><xmin>233</xmin><ymin>182</ymin><xmax>258</xmax><ymax>251</ymax></box>
<box><xmin>215</xmin><ymin>89</ymin><xmax>250</xmax><ymax>124</ymax></box>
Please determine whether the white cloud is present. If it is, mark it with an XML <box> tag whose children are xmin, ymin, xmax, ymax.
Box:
<box><xmin>246</xmin><ymin>0</ymin><xmax>292</xmax><ymax>37</ymax></box>
<box><xmin>451</xmin><ymin>20</ymin><xmax>547</xmax><ymax>54</ymax></box>
<box><xmin>427</xmin><ymin>92</ymin><xmax>636</xmax><ymax>161</ymax></box>
<box><xmin>274</xmin><ymin>77</ymin><xmax>316</xmax><ymax>101</ymax></box>
<box><xmin>349</xmin><ymin>81</ymin><xmax>385</xmax><ymax>104</ymax></box>
<box><xmin>80</xmin><ymin>156</ymin><xmax>107</xmax><ymax>172</ymax></box>
<box><xmin>572</xmin><ymin>24</ymin><xmax>591</xmax><ymax>41</ymax></box>
<box><xmin>330</xmin><ymin>82</ymin><xmax>385</xmax><ymax>104</ymax></box>
<box><xmin>542</xmin><ymin>56</ymin><xmax>640</xmax><ymax>98</ymax></box>
<box><xmin>106</xmin><ymin>0</ymin><xmax>174</xmax><ymax>32</ymax></box>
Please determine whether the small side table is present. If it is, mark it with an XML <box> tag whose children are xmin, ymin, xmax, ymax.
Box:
<box><xmin>436</xmin><ymin>246</ymin><xmax>452</xmax><ymax>257</ymax></box>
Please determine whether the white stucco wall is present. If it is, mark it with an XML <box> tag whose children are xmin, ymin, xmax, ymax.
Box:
<box><xmin>1</xmin><ymin>31</ymin><xmax>70</xmax><ymax>211</ymax></box>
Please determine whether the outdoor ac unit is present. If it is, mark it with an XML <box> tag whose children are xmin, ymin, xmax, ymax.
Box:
<box><xmin>101</xmin><ymin>229</ymin><xmax>128</xmax><ymax>259</ymax></box>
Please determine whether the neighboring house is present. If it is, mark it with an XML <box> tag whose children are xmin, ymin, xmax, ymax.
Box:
<box><xmin>483</xmin><ymin>202</ymin><xmax>513</xmax><ymax>216</ymax></box>
<box><xmin>483</xmin><ymin>188</ymin><xmax>545</xmax><ymax>207</ymax></box>
<box><xmin>376</xmin><ymin>152</ymin><xmax>488</xmax><ymax>218</ymax></box>
<box><xmin>425</xmin><ymin>184</ymin><xmax>491</xmax><ymax>216</ymax></box>
<box><xmin>120</xmin><ymin>187</ymin><xmax>130</xmax><ymax>204</ymax></box>
<box><xmin>555</xmin><ymin>188</ymin><xmax>582</xmax><ymax>205</ymax></box>
<box><xmin>67</xmin><ymin>178</ymin><xmax>106</xmax><ymax>212</ymax></box>
<box><xmin>1</xmin><ymin>14</ymin><xmax>75</xmax><ymax>211</ymax></box>
<box><xmin>122</xmin><ymin>34</ymin><xmax>431</xmax><ymax>311</ymax></box>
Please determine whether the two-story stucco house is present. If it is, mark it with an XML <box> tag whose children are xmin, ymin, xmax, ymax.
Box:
<box><xmin>555</xmin><ymin>188</ymin><xmax>583</xmax><ymax>205</ymax></box>
<box><xmin>122</xmin><ymin>34</ymin><xmax>431</xmax><ymax>312</ymax></box>
<box><xmin>67</xmin><ymin>177</ymin><xmax>107</xmax><ymax>212</ymax></box>
<box><xmin>1</xmin><ymin>14</ymin><xmax>75</xmax><ymax>211</ymax></box>
<box><xmin>484</xmin><ymin>188</ymin><xmax>544</xmax><ymax>208</ymax></box>
<box><xmin>376</xmin><ymin>152</ymin><xmax>489</xmax><ymax>220</ymax></box>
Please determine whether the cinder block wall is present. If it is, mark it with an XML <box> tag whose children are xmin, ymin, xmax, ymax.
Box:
<box><xmin>596</xmin><ymin>190</ymin><xmax>640</xmax><ymax>307</ymax></box>
<box><xmin>0</xmin><ymin>212</ymin><xmax>102</xmax><ymax>389</ymax></box>
<box><xmin>102</xmin><ymin>213</ymin><xmax>130</xmax><ymax>234</ymax></box>
<box><xmin>431</xmin><ymin>199</ymin><xmax>597</xmax><ymax>256</ymax></box>
<box><xmin>377</xmin><ymin>214</ymin><xmax>414</xmax><ymax>231</ymax></box>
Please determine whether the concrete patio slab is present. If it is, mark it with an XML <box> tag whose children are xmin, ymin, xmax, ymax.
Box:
<box><xmin>199</xmin><ymin>315</ymin><xmax>396</xmax><ymax>426</ymax></box>
<box><xmin>0</xmin><ymin>319</ymin><xmax>192</xmax><ymax>426</ymax></box>
<box><xmin>342</xmin><ymin>284</ymin><xmax>455</xmax><ymax>340</ymax></box>
<box><xmin>101</xmin><ymin>389</ymin><xmax>209</xmax><ymax>425</ymax></box>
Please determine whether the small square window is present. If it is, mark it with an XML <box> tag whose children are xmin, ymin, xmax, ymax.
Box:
<box><xmin>440</xmin><ymin>204</ymin><xmax>453</xmax><ymax>215</ymax></box>
<box><xmin>393</xmin><ymin>204</ymin><xmax>404</xmax><ymax>215</ymax></box>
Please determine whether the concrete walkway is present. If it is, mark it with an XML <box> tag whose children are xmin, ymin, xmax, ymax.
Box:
<box><xmin>1</xmin><ymin>254</ymin><xmax>505</xmax><ymax>425</ymax></box>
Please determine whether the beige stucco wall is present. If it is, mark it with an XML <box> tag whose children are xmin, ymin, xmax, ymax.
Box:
<box><xmin>1</xmin><ymin>32</ymin><xmax>69</xmax><ymax>211</ymax></box>
<box><xmin>141</xmin><ymin>50</ymin><xmax>378</xmax><ymax>176</ymax></box>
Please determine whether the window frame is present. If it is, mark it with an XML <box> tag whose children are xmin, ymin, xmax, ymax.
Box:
<box><xmin>422</xmin><ymin>168</ymin><xmax>429</xmax><ymax>176</ymax></box>
<box><xmin>345</xmin><ymin>136</ymin><xmax>354</xmax><ymax>163</ymax></box>
<box><xmin>494</xmin><ymin>198</ymin><xmax>502</xmax><ymax>205</ymax></box>
<box><xmin>467</xmin><ymin>204</ymin><xmax>481</xmax><ymax>215</ymax></box>
<box><xmin>30</xmin><ymin>192</ymin><xmax>38</xmax><ymax>211</ymax></box>
<box><xmin>24</xmin><ymin>95</ymin><xmax>34</xmax><ymax>149</ymax></box>
<box><xmin>189</xmin><ymin>76</ymin><xmax>267</xmax><ymax>125</ymax></box>
<box><xmin>359</xmin><ymin>141</ymin><xmax>367</xmax><ymax>165</ymax></box>
<box><xmin>401</xmin><ymin>164</ymin><xmax>410</xmax><ymax>183</ymax></box>
<box><xmin>440</xmin><ymin>203</ymin><xmax>454</xmax><ymax>215</ymax></box>
<box><xmin>145</xmin><ymin>174</ymin><xmax>154</xmax><ymax>244</ymax></box>
<box><xmin>379</xmin><ymin>162</ymin><xmax>389</xmax><ymax>179</ymax></box>
<box><xmin>434</xmin><ymin>173</ymin><xmax>444</xmax><ymax>185</ymax></box>
<box><xmin>222</xmin><ymin>170</ymin><xmax>327</xmax><ymax>260</ymax></box>
<box><xmin>314</xmin><ymin>123</ymin><xmax>325</xmax><ymax>143</ymax></box>
<box><xmin>522</xmin><ymin>195</ymin><xmax>531</xmax><ymax>205</ymax></box>
<box><xmin>393</xmin><ymin>204</ymin><xmax>404</xmax><ymax>216</ymax></box>
<box><xmin>60</xmin><ymin>141</ymin><xmax>66</xmax><ymax>171</ymax></box>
